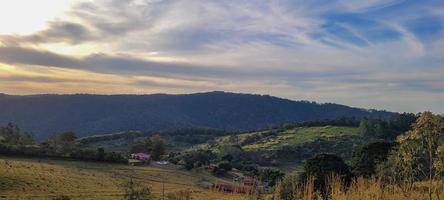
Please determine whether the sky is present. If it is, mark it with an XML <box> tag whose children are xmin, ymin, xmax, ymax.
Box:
<box><xmin>0</xmin><ymin>0</ymin><xmax>443</xmax><ymax>113</ymax></box>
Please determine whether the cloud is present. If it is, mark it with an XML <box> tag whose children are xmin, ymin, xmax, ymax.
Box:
<box><xmin>0</xmin><ymin>0</ymin><xmax>443</xmax><ymax>113</ymax></box>
<box><xmin>0</xmin><ymin>22</ymin><xmax>94</xmax><ymax>46</ymax></box>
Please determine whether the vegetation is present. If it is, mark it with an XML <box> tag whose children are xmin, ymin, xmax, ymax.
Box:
<box><xmin>275</xmin><ymin>175</ymin><xmax>444</xmax><ymax>200</ymax></box>
<box><xmin>275</xmin><ymin>112</ymin><xmax>444</xmax><ymax>200</ymax></box>
<box><xmin>351</xmin><ymin>140</ymin><xmax>394</xmax><ymax>177</ymax></box>
<box><xmin>2</xmin><ymin>110</ymin><xmax>443</xmax><ymax>200</ymax></box>
<box><xmin>377</xmin><ymin>112</ymin><xmax>444</xmax><ymax>199</ymax></box>
<box><xmin>299</xmin><ymin>154</ymin><xmax>351</xmax><ymax>197</ymax></box>
<box><xmin>0</xmin><ymin>125</ymin><xmax>126</xmax><ymax>163</ymax></box>
<box><xmin>0</xmin><ymin>92</ymin><xmax>393</xmax><ymax>139</ymax></box>
<box><xmin>123</xmin><ymin>179</ymin><xmax>154</xmax><ymax>200</ymax></box>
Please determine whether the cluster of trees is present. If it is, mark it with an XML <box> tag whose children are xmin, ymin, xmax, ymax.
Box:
<box><xmin>278</xmin><ymin>112</ymin><xmax>444</xmax><ymax>200</ymax></box>
<box><xmin>275</xmin><ymin>116</ymin><xmax>361</xmax><ymax>130</ymax></box>
<box><xmin>359</xmin><ymin>112</ymin><xmax>417</xmax><ymax>140</ymax></box>
<box><xmin>0</xmin><ymin>123</ymin><xmax>34</xmax><ymax>146</ymax></box>
<box><xmin>130</xmin><ymin>134</ymin><xmax>166</xmax><ymax>161</ymax></box>
<box><xmin>77</xmin><ymin>131</ymin><xmax>146</xmax><ymax>145</ymax></box>
<box><xmin>0</xmin><ymin>124</ymin><xmax>126</xmax><ymax>163</ymax></box>
<box><xmin>162</xmin><ymin>128</ymin><xmax>228</xmax><ymax>145</ymax></box>
<box><xmin>166</xmin><ymin>144</ymin><xmax>285</xmax><ymax>186</ymax></box>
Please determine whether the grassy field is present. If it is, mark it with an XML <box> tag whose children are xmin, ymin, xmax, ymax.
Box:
<box><xmin>0</xmin><ymin>157</ymin><xmax>246</xmax><ymax>200</ymax></box>
<box><xmin>243</xmin><ymin>126</ymin><xmax>359</xmax><ymax>151</ymax></box>
<box><xmin>203</xmin><ymin>126</ymin><xmax>360</xmax><ymax>152</ymax></box>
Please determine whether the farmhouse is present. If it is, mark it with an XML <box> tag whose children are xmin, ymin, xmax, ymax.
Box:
<box><xmin>128</xmin><ymin>152</ymin><xmax>151</xmax><ymax>166</ymax></box>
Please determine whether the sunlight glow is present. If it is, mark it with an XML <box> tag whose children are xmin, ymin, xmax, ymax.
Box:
<box><xmin>0</xmin><ymin>64</ymin><xmax>16</xmax><ymax>72</ymax></box>
<box><xmin>0</xmin><ymin>0</ymin><xmax>72</xmax><ymax>35</ymax></box>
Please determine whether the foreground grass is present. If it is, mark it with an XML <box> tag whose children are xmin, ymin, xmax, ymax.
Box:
<box><xmin>276</xmin><ymin>176</ymin><xmax>444</xmax><ymax>200</ymax></box>
<box><xmin>0</xmin><ymin>157</ymin><xmax>245</xmax><ymax>200</ymax></box>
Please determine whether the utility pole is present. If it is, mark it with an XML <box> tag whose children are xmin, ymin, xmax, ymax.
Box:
<box><xmin>162</xmin><ymin>176</ymin><xmax>165</xmax><ymax>200</ymax></box>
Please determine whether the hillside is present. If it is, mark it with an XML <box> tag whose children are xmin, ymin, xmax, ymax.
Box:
<box><xmin>0</xmin><ymin>91</ymin><xmax>393</xmax><ymax>139</ymax></box>
<box><xmin>194</xmin><ymin>125</ymin><xmax>365</xmax><ymax>171</ymax></box>
<box><xmin>0</xmin><ymin>157</ymin><xmax>244</xmax><ymax>200</ymax></box>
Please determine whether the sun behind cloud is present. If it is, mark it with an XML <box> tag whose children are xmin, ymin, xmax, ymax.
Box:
<box><xmin>0</xmin><ymin>0</ymin><xmax>73</xmax><ymax>35</ymax></box>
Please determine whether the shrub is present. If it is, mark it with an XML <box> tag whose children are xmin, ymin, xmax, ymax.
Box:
<box><xmin>123</xmin><ymin>179</ymin><xmax>154</xmax><ymax>200</ymax></box>
<box><xmin>52</xmin><ymin>195</ymin><xmax>71</xmax><ymax>200</ymax></box>
<box><xmin>351</xmin><ymin>140</ymin><xmax>394</xmax><ymax>178</ymax></box>
<box><xmin>300</xmin><ymin>154</ymin><xmax>351</xmax><ymax>197</ymax></box>
<box><xmin>217</xmin><ymin>161</ymin><xmax>232</xmax><ymax>171</ymax></box>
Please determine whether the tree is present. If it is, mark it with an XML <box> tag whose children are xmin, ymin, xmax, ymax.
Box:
<box><xmin>18</xmin><ymin>132</ymin><xmax>34</xmax><ymax>146</ymax></box>
<box><xmin>218</xmin><ymin>145</ymin><xmax>243</xmax><ymax>162</ymax></box>
<box><xmin>97</xmin><ymin>147</ymin><xmax>105</xmax><ymax>161</ymax></box>
<box><xmin>359</xmin><ymin>118</ymin><xmax>391</xmax><ymax>139</ymax></box>
<box><xmin>150</xmin><ymin>134</ymin><xmax>165</xmax><ymax>161</ymax></box>
<box><xmin>300</xmin><ymin>154</ymin><xmax>351</xmax><ymax>197</ymax></box>
<box><xmin>351</xmin><ymin>140</ymin><xmax>394</xmax><ymax>177</ymax></box>
<box><xmin>123</xmin><ymin>179</ymin><xmax>154</xmax><ymax>200</ymax></box>
<box><xmin>0</xmin><ymin>123</ymin><xmax>34</xmax><ymax>146</ymax></box>
<box><xmin>400</xmin><ymin>112</ymin><xmax>444</xmax><ymax>200</ymax></box>
<box><xmin>48</xmin><ymin>132</ymin><xmax>78</xmax><ymax>154</ymax></box>
<box><xmin>378</xmin><ymin>112</ymin><xmax>444</xmax><ymax>199</ymax></box>
<box><xmin>52</xmin><ymin>195</ymin><xmax>71</xmax><ymax>200</ymax></box>
<box><xmin>389</xmin><ymin>113</ymin><xmax>417</xmax><ymax>133</ymax></box>
<box><xmin>217</xmin><ymin>161</ymin><xmax>232</xmax><ymax>171</ymax></box>
<box><xmin>0</xmin><ymin>123</ymin><xmax>21</xmax><ymax>145</ymax></box>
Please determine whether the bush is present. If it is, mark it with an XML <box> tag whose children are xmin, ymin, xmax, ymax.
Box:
<box><xmin>300</xmin><ymin>154</ymin><xmax>351</xmax><ymax>197</ymax></box>
<box><xmin>123</xmin><ymin>179</ymin><xmax>154</xmax><ymax>200</ymax></box>
<box><xmin>52</xmin><ymin>195</ymin><xmax>71</xmax><ymax>200</ymax></box>
<box><xmin>166</xmin><ymin>189</ymin><xmax>193</xmax><ymax>200</ymax></box>
<box><xmin>217</xmin><ymin>161</ymin><xmax>232</xmax><ymax>171</ymax></box>
<box><xmin>351</xmin><ymin>140</ymin><xmax>394</xmax><ymax>178</ymax></box>
<box><xmin>212</xmin><ymin>167</ymin><xmax>226</xmax><ymax>176</ymax></box>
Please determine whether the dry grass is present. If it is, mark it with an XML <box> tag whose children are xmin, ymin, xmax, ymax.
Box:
<box><xmin>274</xmin><ymin>175</ymin><xmax>444</xmax><ymax>200</ymax></box>
<box><xmin>0</xmin><ymin>157</ymin><xmax>246</xmax><ymax>200</ymax></box>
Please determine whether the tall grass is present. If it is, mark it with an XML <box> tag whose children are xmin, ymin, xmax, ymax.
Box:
<box><xmin>272</xmin><ymin>175</ymin><xmax>444</xmax><ymax>200</ymax></box>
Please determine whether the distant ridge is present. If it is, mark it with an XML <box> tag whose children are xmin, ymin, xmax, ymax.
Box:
<box><xmin>0</xmin><ymin>91</ymin><xmax>394</xmax><ymax>139</ymax></box>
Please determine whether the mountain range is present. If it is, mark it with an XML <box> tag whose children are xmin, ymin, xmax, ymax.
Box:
<box><xmin>0</xmin><ymin>91</ymin><xmax>393</xmax><ymax>139</ymax></box>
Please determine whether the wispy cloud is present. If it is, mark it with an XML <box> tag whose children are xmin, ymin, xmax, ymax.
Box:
<box><xmin>0</xmin><ymin>0</ymin><xmax>443</xmax><ymax>113</ymax></box>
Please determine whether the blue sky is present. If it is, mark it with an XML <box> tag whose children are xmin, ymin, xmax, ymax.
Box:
<box><xmin>0</xmin><ymin>0</ymin><xmax>443</xmax><ymax>113</ymax></box>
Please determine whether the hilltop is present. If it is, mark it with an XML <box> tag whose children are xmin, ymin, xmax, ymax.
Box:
<box><xmin>0</xmin><ymin>91</ymin><xmax>393</xmax><ymax>139</ymax></box>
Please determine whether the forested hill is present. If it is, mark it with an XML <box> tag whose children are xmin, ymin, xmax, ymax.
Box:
<box><xmin>0</xmin><ymin>91</ymin><xmax>393</xmax><ymax>139</ymax></box>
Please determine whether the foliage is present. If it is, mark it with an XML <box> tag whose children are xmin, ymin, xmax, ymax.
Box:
<box><xmin>150</xmin><ymin>134</ymin><xmax>165</xmax><ymax>161</ymax></box>
<box><xmin>300</xmin><ymin>154</ymin><xmax>352</xmax><ymax>197</ymax></box>
<box><xmin>130</xmin><ymin>137</ymin><xmax>153</xmax><ymax>154</ymax></box>
<box><xmin>359</xmin><ymin>113</ymin><xmax>417</xmax><ymax>140</ymax></box>
<box><xmin>274</xmin><ymin>116</ymin><xmax>361</xmax><ymax>130</ymax></box>
<box><xmin>351</xmin><ymin>140</ymin><xmax>394</xmax><ymax>177</ymax></box>
<box><xmin>0</xmin><ymin>123</ymin><xmax>34</xmax><ymax>146</ymax></box>
<box><xmin>166</xmin><ymin>190</ymin><xmax>193</xmax><ymax>200</ymax></box>
<box><xmin>52</xmin><ymin>195</ymin><xmax>71</xmax><ymax>200</ymax></box>
<box><xmin>377</xmin><ymin>112</ymin><xmax>444</xmax><ymax>199</ymax></box>
<box><xmin>169</xmin><ymin>149</ymin><xmax>216</xmax><ymax>170</ymax></box>
<box><xmin>217</xmin><ymin>161</ymin><xmax>232</xmax><ymax>171</ymax></box>
<box><xmin>77</xmin><ymin>131</ymin><xmax>146</xmax><ymax>145</ymax></box>
<box><xmin>277</xmin><ymin>174</ymin><xmax>299</xmax><ymax>200</ymax></box>
<box><xmin>123</xmin><ymin>179</ymin><xmax>154</xmax><ymax>200</ymax></box>
<box><xmin>359</xmin><ymin>118</ymin><xmax>391</xmax><ymax>139</ymax></box>
<box><xmin>388</xmin><ymin>113</ymin><xmax>418</xmax><ymax>133</ymax></box>
<box><xmin>276</xmin><ymin>174</ymin><xmax>444</xmax><ymax>200</ymax></box>
<box><xmin>48</xmin><ymin>132</ymin><xmax>78</xmax><ymax>155</ymax></box>
<box><xmin>0</xmin><ymin>92</ymin><xmax>394</xmax><ymax>140</ymax></box>
<box><xmin>255</xmin><ymin>168</ymin><xmax>285</xmax><ymax>187</ymax></box>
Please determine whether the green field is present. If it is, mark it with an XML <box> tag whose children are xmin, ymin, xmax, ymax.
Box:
<box><xmin>0</xmin><ymin>157</ymin><xmax>245</xmax><ymax>200</ymax></box>
<box><xmin>244</xmin><ymin>126</ymin><xmax>359</xmax><ymax>150</ymax></box>
<box><xmin>205</xmin><ymin>126</ymin><xmax>360</xmax><ymax>151</ymax></box>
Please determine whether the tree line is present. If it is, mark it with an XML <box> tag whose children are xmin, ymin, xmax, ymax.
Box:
<box><xmin>0</xmin><ymin>125</ymin><xmax>126</xmax><ymax>163</ymax></box>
